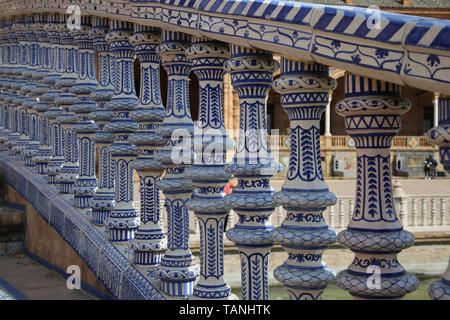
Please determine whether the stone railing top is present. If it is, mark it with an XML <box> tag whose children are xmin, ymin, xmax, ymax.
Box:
<box><xmin>0</xmin><ymin>0</ymin><xmax>449</xmax><ymax>95</ymax></box>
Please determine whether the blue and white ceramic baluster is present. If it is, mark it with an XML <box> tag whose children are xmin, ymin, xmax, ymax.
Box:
<box><xmin>426</xmin><ymin>95</ymin><xmax>450</xmax><ymax>300</ymax></box>
<box><xmin>88</xmin><ymin>17</ymin><xmax>116</xmax><ymax>226</ymax></box>
<box><xmin>11</xmin><ymin>18</ymin><xmax>30</xmax><ymax>159</ymax></box>
<box><xmin>5</xmin><ymin>19</ymin><xmax>21</xmax><ymax>155</ymax></box>
<box><xmin>70</xmin><ymin>16</ymin><xmax>98</xmax><ymax>212</ymax></box>
<box><xmin>224</xmin><ymin>46</ymin><xmax>281</xmax><ymax>300</ymax></box>
<box><xmin>43</xmin><ymin>14</ymin><xmax>65</xmax><ymax>185</ymax></box>
<box><xmin>271</xmin><ymin>60</ymin><xmax>337</xmax><ymax>300</ymax></box>
<box><xmin>0</xmin><ymin>21</ymin><xmax>13</xmax><ymax>152</ymax></box>
<box><xmin>32</xmin><ymin>14</ymin><xmax>53</xmax><ymax>175</ymax></box>
<box><xmin>104</xmin><ymin>20</ymin><xmax>139</xmax><ymax>244</ymax></box>
<box><xmin>0</xmin><ymin>20</ymin><xmax>14</xmax><ymax>152</ymax></box>
<box><xmin>55</xmin><ymin>22</ymin><xmax>79</xmax><ymax>197</ymax></box>
<box><xmin>154</xmin><ymin>30</ymin><xmax>199</xmax><ymax>297</ymax></box>
<box><xmin>0</xmin><ymin>20</ymin><xmax>6</xmax><ymax>150</ymax></box>
<box><xmin>23</xmin><ymin>15</ymin><xmax>42</xmax><ymax>167</ymax></box>
<box><xmin>335</xmin><ymin>73</ymin><xmax>419</xmax><ymax>299</ymax></box>
<box><xmin>128</xmin><ymin>25</ymin><xmax>166</xmax><ymax>271</ymax></box>
<box><xmin>1</xmin><ymin>20</ymin><xmax>15</xmax><ymax>152</ymax></box>
<box><xmin>185</xmin><ymin>38</ymin><xmax>236</xmax><ymax>300</ymax></box>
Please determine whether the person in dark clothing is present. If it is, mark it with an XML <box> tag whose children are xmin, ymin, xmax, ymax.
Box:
<box><xmin>431</xmin><ymin>157</ymin><xmax>438</xmax><ymax>179</ymax></box>
<box><xmin>424</xmin><ymin>156</ymin><xmax>433</xmax><ymax>180</ymax></box>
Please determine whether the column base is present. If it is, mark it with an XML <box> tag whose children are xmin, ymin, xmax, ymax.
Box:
<box><xmin>429</xmin><ymin>278</ymin><xmax>450</xmax><ymax>300</ymax></box>
<box><xmin>74</xmin><ymin>194</ymin><xmax>94</xmax><ymax>209</ymax></box>
<box><xmin>192</xmin><ymin>284</ymin><xmax>236</xmax><ymax>300</ymax></box>
<box><xmin>90</xmin><ymin>209</ymin><xmax>110</xmax><ymax>226</ymax></box>
<box><xmin>24</xmin><ymin>156</ymin><xmax>35</xmax><ymax>167</ymax></box>
<box><xmin>108</xmin><ymin>227</ymin><xmax>136</xmax><ymax>243</ymax></box>
<box><xmin>133</xmin><ymin>250</ymin><xmax>163</xmax><ymax>267</ymax></box>
<box><xmin>160</xmin><ymin>278</ymin><xmax>196</xmax><ymax>297</ymax></box>
<box><xmin>59</xmin><ymin>181</ymin><xmax>75</xmax><ymax>195</ymax></box>
<box><xmin>337</xmin><ymin>270</ymin><xmax>418</xmax><ymax>299</ymax></box>
<box><xmin>157</xmin><ymin>253</ymin><xmax>200</xmax><ymax>297</ymax></box>
<box><xmin>35</xmin><ymin>162</ymin><xmax>50</xmax><ymax>175</ymax></box>
<box><xmin>274</xmin><ymin>264</ymin><xmax>335</xmax><ymax>300</ymax></box>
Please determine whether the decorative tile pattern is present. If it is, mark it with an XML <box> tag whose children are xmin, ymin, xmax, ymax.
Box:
<box><xmin>0</xmin><ymin>153</ymin><xmax>165</xmax><ymax>300</ymax></box>
<box><xmin>0</xmin><ymin>1</ymin><xmax>447</xmax><ymax>94</ymax></box>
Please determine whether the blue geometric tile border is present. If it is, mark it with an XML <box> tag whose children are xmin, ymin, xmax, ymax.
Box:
<box><xmin>0</xmin><ymin>154</ymin><xmax>166</xmax><ymax>300</ymax></box>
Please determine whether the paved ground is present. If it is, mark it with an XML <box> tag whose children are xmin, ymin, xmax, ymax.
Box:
<box><xmin>0</xmin><ymin>255</ymin><xmax>96</xmax><ymax>300</ymax></box>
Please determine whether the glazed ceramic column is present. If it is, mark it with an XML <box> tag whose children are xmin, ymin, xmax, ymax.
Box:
<box><xmin>1</xmin><ymin>20</ymin><xmax>16</xmax><ymax>152</ymax></box>
<box><xmin>88</xmin><ymin>17</ymin><xmax>116</xmax><ymax>225</ymax></box>
<box><xmin>32</xmin><ymin>14</ymin><xmax>53</xmax><ymax>175</ymax></box>
<box><xmin>0</xmin><ymin>20</ymin><xmax>6</xmax><ymax>150</ymax></box>
<box><xmin>185</xmin><ymin>38</ymin><xmax>235</xmax><ymax>300</ymax></box>
<box><xmin>55</xmin><ymin>23</ymin><xmax>79</xmax><ymax>197</ymax></box>
<box><xmin>43</xmin><ymin>14</ymin><xmax>65</xmax><ymax>185</ymax></box>
<box><xmin>335</xmin><ymin>73</ymin><xmax>418</xmax><ymax>299</ymax></box>
<box><xmin>271</xmin><ymin>60</ymin><xmax>337</xmax><ymax>300</ymax></box>
<box><xmin>22</xmin><ymin>15</ymin><xmax>42</xmax><ymax>167</ymax></box>
<box><xmin>70</xmin><ymin>16</ymin><xmax>98</xmax><ymax>211</ymax></box>
<box><xmin>154</xmin><ymin>30</ymin><xmax>199</xmax><ymax>297</ymax></box>
<box><xmin>5</xmin><ymin>19</ymin><xmax>21</xmax><ymax>155</ymax></box>
<box><xmin>104</xmin><ymin>20</ymin><xmax>139</xmax><ymax>243</ymax></box>
<box><xmin>128</xmin><ymin>25</ymin><xmax>166</xmax><ymax>270</ymax></box>
<box><xmin>11</xmin><ymin>18</ymin><xmax>31</xmax><ymax>159</ymax></box>
<box><xmin>427</xmin><ymin>95</ymin><xmax>450</xmax><ymax>172</ymax></box>
<box><xmin>429</xmin><ymin>259</ymin><xmax>450</xmax><ymax>300</ymax></box>
<box><xmin>426</xmin><ymin>95</ymin><xmax>450</xmax><ymax>300</ymax></box>
<box><xmin>224</xmin><ymin>46</ymin><xmax>280</xmax><ymax>300</ymax></box>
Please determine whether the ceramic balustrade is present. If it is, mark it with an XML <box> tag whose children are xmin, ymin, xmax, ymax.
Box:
<box><xmin>426</xmin><ymin>94</ymin><xmax>450</xmax><ymax>300</ymax></box>
<box><xmin>128</xmin><ymin>24</ymin><xmax>166</xmax><ymax>272</ymax></box>
<box><xmin>0</xmin><ymin>5</ymin><xmax>449</xmax><ymax>301</ymax></box>
<box><xmin>32</xmin><ymin>14</ymin><xmax>53</xmax><ymax>175</ymax></box>
<box><xmin>185</xmin><ymin>37</ymin><xmax>236</xmax><ymax>300</ymax></box>
<box><xmin>70</xmin><ymin>16</ymin><xmax>98</xmax><ymax>212</ymax></box>
<box><xmin>154</xmin><ymin>30</ymin><xmax>199</xmax><ymax>297</ymax></box>
<box><xmin>335</xmin><ymin>73</ymin><xmax>419</xmax><ymax>299</ymax></box>
<box><xmin>271</xmin><ymin>60</ymin><xmax>337</xmax><ymax>300</ymax></box>
<box><xmin>54</xmin><ymin>21</ymin><xmax>79</xmax><ymax>197</ymax></box>
<box><xmin>224</xmin><ymin>46</ymin><xmax>280</xmax><ymax>300</ymax></box>
<box><xmin>4</xmin><ymin>19</ymin><xmax>21</xmax><ymax>155</ymax></box>
<box><xmin>22</xmin><ymin>14</ymin><xmax>42</xmax><ymax>167</ymax></box>
<box><xmin>10</xmin><ymin>17</ymin><xmax>31</xmax><ymax>160</ymax></box>
<box><xmin>104</xmin><ymin>20</ymin><xmax>139</xmax><ymax>244</ymax></box>
<box><xmin>88</xmin><ymin>17</ymin><xmax>116</xmax><ymax>226</ymax></box>
<box><xmin>42</xmin><ymin>13</ymin><xmax>65</xmax><ymax>185</ymax></box>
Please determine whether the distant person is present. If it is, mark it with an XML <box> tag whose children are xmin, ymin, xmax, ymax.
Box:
<box><xmin>424</xmin><ymin>156</ymin><xmax>433</xmax><ymax>180</ymax></box>
<box><xmin>431</xmin><ymin>157</ymin><xmax>438</xmax><ymax>179</ymax></box>
<box><xmin>224</xmin><ymin>181</ymin><xmax>235</xmax><ymax>195</ymax></box>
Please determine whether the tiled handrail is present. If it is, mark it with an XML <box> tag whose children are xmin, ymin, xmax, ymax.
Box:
<box><xmin>0</xmin><ymin>0</ymin><xmax>448</xmax><ymax>95</ymax></box>
<box><xmin>0</xmin><ymin>153</ymin><xmax>166</xmax><ymax>300</ymax></box>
